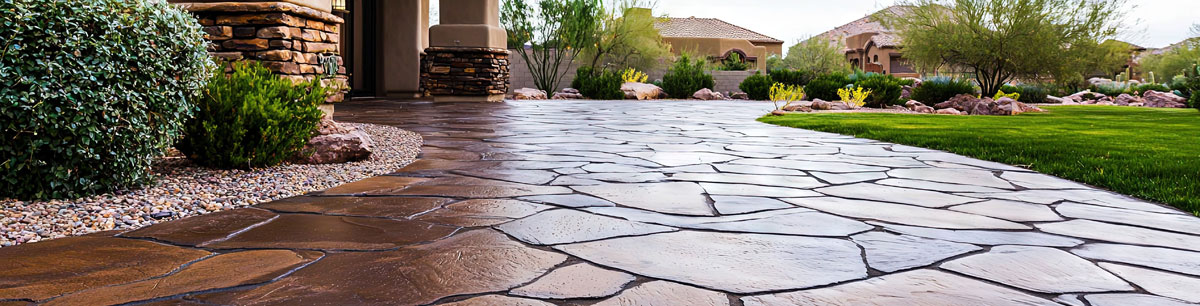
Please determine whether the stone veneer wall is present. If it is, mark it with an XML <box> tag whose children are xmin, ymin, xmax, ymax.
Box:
<box><xmin>177</xmin><ymin>2</ymin><xmax>349</xmax><ymax>102</ymax></box>
<box><xmin>421</xmin><ymin>47</ymin><xmax>511</xmax><ymax>98</ymax></box>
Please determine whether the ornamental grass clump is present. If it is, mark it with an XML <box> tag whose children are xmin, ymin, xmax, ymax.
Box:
<box><xmin>770</xmin><ymin>83</ymin><xmax>805</xmax><ymax>110</ymax></box>
<box><xmin>838</xmin><ymin>86</ymin><xmax>872</xmax><ymax>108</ymax></box>
<box><xmin>0</xmin><ymin>0</ymin><xmax>213</xmax><ymax>200</ymax></box>
<box><xmin>178</xmin><ymin>62</ymin><xmax>327</xmax><ymax>169</ymax></box>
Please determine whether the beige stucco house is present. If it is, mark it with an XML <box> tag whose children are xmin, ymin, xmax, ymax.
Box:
<box><xmin>817</xmin><ymin>6</ymin><xmax>919</xmax><ymax>78</ymax></box>
<box><xmin>654</xmin><ymin>16</ymin><xmax>783</xmax><ymax>71</ymax></box>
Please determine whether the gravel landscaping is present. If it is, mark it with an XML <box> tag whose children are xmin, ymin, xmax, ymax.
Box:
<box><xmin>0</xmin><ymin>123</ymin><xmax>422</xmax><ymax>247</ymax></box>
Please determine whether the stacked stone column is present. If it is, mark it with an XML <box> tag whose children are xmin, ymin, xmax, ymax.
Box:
<box><xmin>421</xmin><ymin>0</ymin><xmax>509</xmax><ymax>102</ymax></box>
<box><xmin>176</xmin><ymin>2</ymin><xmax>349</xmax><ymax>102</ymax></box>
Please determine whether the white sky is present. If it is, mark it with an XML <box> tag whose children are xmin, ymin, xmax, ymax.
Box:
<box><xmin>451</xmin><ymin>1</ymin><xmax>1199</xmax><ymax>50</ymax></box>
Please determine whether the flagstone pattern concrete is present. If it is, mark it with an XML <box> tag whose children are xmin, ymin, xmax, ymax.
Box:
<box><xmin>1</xmin><ymin>100</ymin><xmax>1199</xmax><ymax>305</ymax></box>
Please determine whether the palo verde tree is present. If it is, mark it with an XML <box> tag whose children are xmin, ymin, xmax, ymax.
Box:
<box><xmin>782</xmin><ymin>36</ymin><xmax>852</xmax><ymax>75</ymax></box>
<box><xmin>879</xmin><ymin>0</ymin><xmax>1127</xmax><ymax>96</ymax></box>
<box><xmin>501</xmin><ymin>0</ymin><xmax>602</xmax><ymax>92</ymax></box>
<box><xmin>578</xmin><ymin>1</ymin><xmax>671</xmax><ymax>72</ymax></box>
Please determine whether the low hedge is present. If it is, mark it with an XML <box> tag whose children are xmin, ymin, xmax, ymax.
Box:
<box><xmin>911</xmin><ymin>77</ymin><xmax>978</xmax><ymax>104</ymax></box>
<box><xmin>0</xmin><ymin>0</ymin><xmax>212</xmax><ymax>199</ymax></box>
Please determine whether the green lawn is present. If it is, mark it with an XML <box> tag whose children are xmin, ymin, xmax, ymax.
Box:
<box><xmin>759</xmin><ymin>106</ymin><xmax>1200</xmax><ymax>215</ymax></box>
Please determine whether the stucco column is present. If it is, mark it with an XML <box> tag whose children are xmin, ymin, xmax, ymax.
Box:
<box><xmin>421</xmin><ymin>0</ymin><xmax>510</xmax><ymax>102</ymax></box>
<box><xmin>377</xmin><ymin>0</ymin><xmax>429</xmax><ymax>97</ymax></box>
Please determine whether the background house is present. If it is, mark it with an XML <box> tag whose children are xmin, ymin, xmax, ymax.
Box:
<box><xmin>817</xmin><ymin>6</ymin><xmax>919</xmax><ymax>78</ymax></box>
<box><xmin>654</xmin><ymin>15</ymin><xmax>783</xmax><ymax>71</ymax></box>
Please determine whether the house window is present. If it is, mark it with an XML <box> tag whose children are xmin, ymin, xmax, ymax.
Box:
<box><xmin>873</xmin><ymin>55</ymin><xmax>878</xmax><ymax>63</ymax></box>
<box><xmin>332</xmin><ymin>0</ymin><xmax>346</xmax><ymax>11</ymax></box>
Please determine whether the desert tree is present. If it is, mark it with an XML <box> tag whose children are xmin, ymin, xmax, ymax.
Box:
<box><xmin>501</xmin><ymin>0</ymin><xmax>602</xmax><ymax>92</ymax></box>
<box><xmin>578</xmin><ymin>0</ymin><xmax>671</xmax><ymax>72</ymax></box>
<box><xmin>879</xmin><ymin>0</ymin><xmax>1128</xmax><ymax>95</ymax></box>
<box><xmin>782</xmin><ymin>36</ymin><xmax>852</xmax><ymax>75</ymax></box>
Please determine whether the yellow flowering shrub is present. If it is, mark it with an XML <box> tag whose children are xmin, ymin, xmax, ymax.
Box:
<box><xmin>838</xmin><ymin>86</ymin><xmax>872</xmax><ymax>108</ymax></box>
<box><xmin>621</xmin><ymin>68</ymin><xmax>648</xmax><ymax>83</ymax></box>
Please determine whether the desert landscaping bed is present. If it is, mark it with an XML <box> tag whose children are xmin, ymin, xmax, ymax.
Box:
<box><xmin>0</xmin><ymin>123</ymin><xmax>422</xmax><ymax>247</ymax></box>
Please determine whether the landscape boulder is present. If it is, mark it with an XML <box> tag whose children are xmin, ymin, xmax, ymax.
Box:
<box><xmin>811</xmin><ymin>99</ymin><xmax>851</xmax><ymax>110</ymax></box>
<box><xmin>1114</xmin><ymin>94</ymin><xmax>1142</xmax><ymax>106</ymax></box>
<box><xmin>1142</xmin><ymin>90</ymin><xmax>1188</xmax><ymax>108</ymax></box>
<box><xmin>551</xmin><ymin>88</ymin><xmax>583</xmax><ymax>99</ymax></box>
<box><xmin>292</xmin><ymin>118</ymin><xmax>373</xmax><ymax>164</ymax></box>
<box><xmin>730</xmin><ymin>91</ymin><xmax>749</xmax><ymax>100</ymax></box>
<box><xmin>936</xmin><ymin>108</ymin><xmax>963</xmax><ymax>115</ymax></box>
<box><xmin>512</xmin><ymin>88</ymin><xmax>547</xmax><ymax>100</ymax></box>
<box><xmin>996</xmin><ymin>97</ymin><xmax>1045</xmax><ymax>115</ymax></box>
<box><xmin>692</xmin><ymin>88</ymin><xmax>726</xmax><ymax>100</ymax></box>
<box><xmin>622</xmin><ymin>82</ymin><xmax>665</xmax><ymax>100</ymax></box>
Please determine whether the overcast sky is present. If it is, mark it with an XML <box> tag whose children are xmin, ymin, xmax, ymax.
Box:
<box><xmin>451</xmin><ymin>1</ymin><xmax>1199</xmax><ymax>50</ymax></box>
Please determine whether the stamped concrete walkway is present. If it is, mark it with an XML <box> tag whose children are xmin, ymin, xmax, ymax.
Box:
<box><xmin>4</xmin><ymin>100</ymin><xmax>1200</xmax><ymax>306</ymax></box>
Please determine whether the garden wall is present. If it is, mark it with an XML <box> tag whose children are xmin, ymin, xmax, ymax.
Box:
<box><xmin>506</xmin><ymin>48</ymin><xmax>754</xmax><ymax>96</ymax></box>
<box><xmin>710</xmin><ymin>70</ymin><xmax>756</xmax><ymax>94</ymax></box>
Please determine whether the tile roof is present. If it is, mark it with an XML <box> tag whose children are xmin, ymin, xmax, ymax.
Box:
<box><xmin>819</xmin><ymin>6</ymin><xmax>909</xmax><ymax>49</ymax></box>
<box><xmin>654</xmin><ymin>17</ymin><xmax>783</xmax><ymax>44</ymax></box>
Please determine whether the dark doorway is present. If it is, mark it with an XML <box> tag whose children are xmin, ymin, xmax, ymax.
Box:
<box><xmin>341</xmin><ymin>0</ymin><xmax>378</xmax><ymax>97</ymax></box>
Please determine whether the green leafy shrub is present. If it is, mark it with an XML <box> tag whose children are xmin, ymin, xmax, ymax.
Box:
<box><xmin>1</xmin><ymin>0</ymin><xmax>213</xmax><ymax>199</ymax></box>
<box><xmin>911</xmin><ymin>76</ymin><xmax>978</xmax><ymax>104</ymax></box>
<box><xmin>805</xmin><ymin>73</ymin><xmax>851</xmax><ymax>101</ymax></box>
<box><xmin>574</xmin><ymin>67</ymin><xmax>625</xmax><ymax>100</ymax></box>
<box><xmin>1092</xmin><ymin>82</ymin><xmax>1132</xmax><ymax>96</ymax></box>
<box><xmin>1135</xmin><ymin>83</ymin><xmax>1170</xmax><ymax>95</ymax></box>
<box><xmin>897</xmin><ymin>78</ymin><xmax>916</xmax><ymax>86</ymax></box>
<box><xmin>1190</xmin><ymin>92</ymin><xmax>1200</xmax><ymax>110</ymax></box>
<box><xmin>662</xmin><ymin>54</ymin><xmax>715</xmax><ymax>98</ymax></box>
<box><xmin>1000</xmin><ymin>84</ymin><xmax>1021</xmax><ymax>95</ymax></box>
<box><xmin>768</xmin><ymin>69</ymin><xmax>813</xmax><ymax>86</ymax></box>
<box><xmin>739</xmin><ymin>73</ymin><xmax>774</xmax><ymax>100</ymax></box>
<box><xmin>178</xmin><ymin>62</ymin><xmax>326</xmax><ymax>169</ymax></box>
<box><xmin>854</xmin><ymin>74</ymin><xmax>903</xmax><ymax>107</ymax></box>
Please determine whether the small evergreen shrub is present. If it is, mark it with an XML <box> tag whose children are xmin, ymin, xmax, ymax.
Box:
<box><xmin>1135</xmin><ymin>83</ymin><xmax>1170</xmax><ymax>95</ymax></box>
<box><xmin>1092</xmin><ymin>82</ymin><xmax>1132</xmax><ymax>96</ymax></box>
<box><xmin>663</xmin><ymin>54</ymin><xmax>715</xmax><ymax>98</ymax></box>
<box><xmin>574</xmin><ymin>67</ymin><xmax>625</xmax><ymax>100</ymax></box>
<box><xmin>911</xmin><ymin>76</ymin><xmax>978</xmax><ymax>104</ymax></box>
<box><xmin>1190</xmin><ymin>92</ymin><xmax>1200</xmax><ymax>110</ymax></box>
<box><xmin>768</xmin><ymin>69</ymin><xmax>813</xmax><ymax>86</ymax></box>
<box><xmin>739</xmin><ymin>73</ymin><xmax>774</xmax><ymax>100</ymax></box>
<box><xmin>1</xmin><ymin>0</ymin><xmax>213</xmax><ymax>199</ymax></box>
<box><xmin>805</xmin><ymin>73</ymin><xmax>851</xmax><ymax>101</ymax></box>
<box><xmin>178</xmin><ymin>62</ymin><xmax>326</xmax><ymax>169</ymax></box>
<box><xmin>854</xmin><ymin>74</ymin><xmax>903</xmax><ymax>107</ymax></box>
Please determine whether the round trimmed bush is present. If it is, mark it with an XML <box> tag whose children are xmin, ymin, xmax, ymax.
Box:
<box><xmin>738</xmin><ymin>73</ymin><xmax>774</xmax><ymax>100</ymax></box>
<box><xmin>805</xmin><ymin>73</ymin><xmax>850</xmax><ymax>101</ymax></box>
<box><xmin>911</xmin><ymin>76</ymin><xmax>978</xmax><ymax>104</ymax></box>
<box><xmin>855</xmin><ymin>74</ymin><xmax>903</xmax><ymax>107</ymax></box>
<box><xmin>178</xmin><ymin>62</ymin><xmax>327</xmax><ymax>169</ymax></box>
<box><xmin>1</xmin><ymin>0</ymin><xmax>213</xmax><ymax>199</ymax></box>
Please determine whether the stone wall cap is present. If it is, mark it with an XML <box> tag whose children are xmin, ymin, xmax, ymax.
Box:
<box><xmin>425</xmin><ymin>47</ymin><xmax>510</xmax><ymax>54</ymax></box>
<box><xmin>176</xmin><ymin>2</ymin><xmax>344</xmax><ymax>24</ymax></box>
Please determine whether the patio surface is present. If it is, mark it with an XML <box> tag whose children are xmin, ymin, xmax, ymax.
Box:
<box><xmin>3</xmin><ymin>99</ymin><xmax>1200</xmax><ymax>305</ymax></box>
